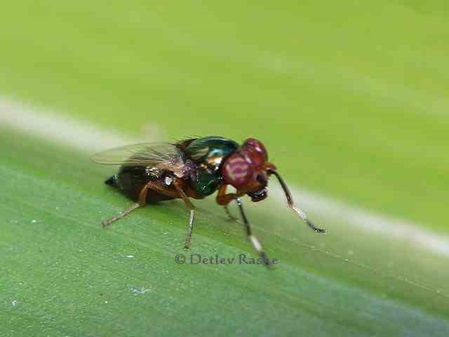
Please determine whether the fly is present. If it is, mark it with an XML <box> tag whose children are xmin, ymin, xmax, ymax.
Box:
<box><xmin>92</xmin><ymin>136</ymin><xmax>325</xmax><ymax>267</ymax></box>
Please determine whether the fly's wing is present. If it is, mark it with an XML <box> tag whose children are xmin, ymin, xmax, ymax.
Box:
<box><xmin>91</xmin><ymin>143</ymin><xmax>187</xmax><ymax>177</ymax></box>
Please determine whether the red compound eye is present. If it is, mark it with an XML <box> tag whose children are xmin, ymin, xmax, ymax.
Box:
<box><xmin>242</xmin><ymin>138</ymin><xmax>268</xmax><ymax>168</ymax></box>
<box><xmin>222</xmin><ymin>154</ymin><xmax>254</xmax><ymax>187</ymax></box>
<box><xmin>243</xmin><ymin>138</ymin><xmax>267</xmax><ymax>159</ymax></box>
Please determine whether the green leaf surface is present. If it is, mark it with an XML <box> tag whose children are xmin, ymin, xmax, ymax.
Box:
<box><xmin>1</xmin><ymin>128</ymin><xmax>449</xmax><ymax>336</ymax></box>
<box><xmin>1</xmin><ymin>1</ymin><xmax>449</xmax><ymax>335</ymax></box>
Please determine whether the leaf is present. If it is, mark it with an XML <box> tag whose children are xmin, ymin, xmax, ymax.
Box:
<box><xmin>1</xmin><ymin>128</ymin><xmax>449</xmax><ymax>337</ymax></box>
<box><xmin>1</xmin><ymin>1</ymin><xmax>448</xmax><ymax>335</ymax></box>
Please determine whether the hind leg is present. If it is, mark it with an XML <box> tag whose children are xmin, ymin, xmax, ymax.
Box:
<box><xmin>102</xmin><ymin>203</ymin><xmax>141</xmax><ymax>227</ymax></box>
<box><xmin>102</xmin><ymin>181</ymin><xmax>162</xmax><ymax>228</ymax></box>
<box><xmin>138</xmin><ymin>178</ymin><xmax>196</xmax><ymax>249</ymax></box>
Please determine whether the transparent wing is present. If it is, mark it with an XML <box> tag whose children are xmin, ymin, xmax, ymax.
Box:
<box><xmin>91</xmin><ymin>142</ymin><xmax>186</xmax><ymax>173</ymax></box>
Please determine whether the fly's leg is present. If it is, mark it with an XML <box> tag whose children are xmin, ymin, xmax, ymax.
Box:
<box><xmin>125</xmin><ymin>177</ymin><xmax>196</xmax><ymax>249</ymax></box>
<box><xmin>268</xmin><ymin>170</ymin><xmax>326</xmax><ymax>233</ymax></box>
<box><xmin>224</xmin><ymin>205</ymin><xmax>238</xmax><ymax>222</ymax></box>
<box><xmin>216</xmin><ymin>185</ymin><xmax>272</xmax><ymax>267</ymax></box>
<box><xmin>102</xmin><ymin>203</ymin><xmax>141</xmax><ymax>228</ymax></box>
<box><xmin>102</xmin><ymin>182</ymin><xmax>153</xmax><ymax>228</ymax></box>
<box><xmin>235</xmin><ymin>198</ymin><xmax>273</xmax><ymax>268</ymax></box>
<box><xmin>172</xmin><ymin>178</ymin><xmax>196</xmax><ymax>249</ymax></box>
<box><xmin>216</xmin><ymin>184</ymin><xmax>239</xmax><ymax>222</ymax></box>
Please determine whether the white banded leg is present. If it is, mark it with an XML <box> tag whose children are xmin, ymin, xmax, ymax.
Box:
<box><xmin>269</xmin><ymin>170</ymin><xmax>326</xmax><ymax>234</ymax></box>
<box><xmin>235</xmin><ymin>198</ymin><xmax>272</xmax><ymax>268</ymax></box>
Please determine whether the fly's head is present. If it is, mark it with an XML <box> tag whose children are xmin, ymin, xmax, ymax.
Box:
<box><xmin>221</xmin><ymin>138</ymin><xmax>276</xmax><ymax>202</ymax></box>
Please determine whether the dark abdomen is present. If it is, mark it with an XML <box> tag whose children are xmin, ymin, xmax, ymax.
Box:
<box><xmin>114</xmin><ymin>165</ymin><xmax>175</xmax><ymax>204</ymax></box>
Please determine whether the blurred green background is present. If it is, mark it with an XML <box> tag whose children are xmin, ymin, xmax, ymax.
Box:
<box><xmin>1</xmin><ymin>1</ymin><xmax>448</xmax><ymax>336</ymax></box>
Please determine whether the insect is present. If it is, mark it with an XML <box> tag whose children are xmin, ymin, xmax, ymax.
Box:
<box><xmin>92</xmin><ymin>136</ymin><xmax>325</xmax><ymax>267</ymax></box>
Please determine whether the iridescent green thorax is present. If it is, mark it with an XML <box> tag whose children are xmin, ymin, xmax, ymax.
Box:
<box><xmin>183</xmin><ymin>136</ymin><xmax>239</xmax><ymax>197</ymax></box>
